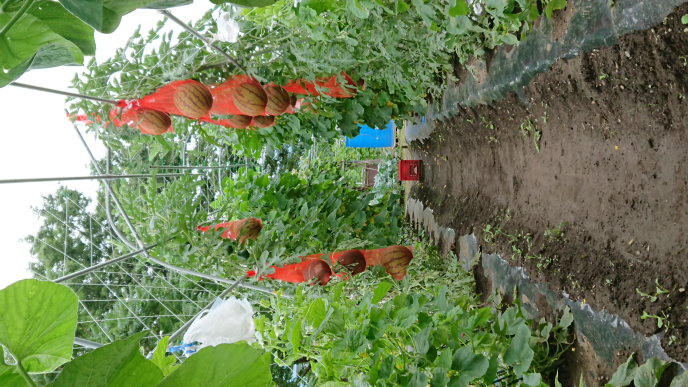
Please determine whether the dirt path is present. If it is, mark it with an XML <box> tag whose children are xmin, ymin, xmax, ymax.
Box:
<box><xmin>408</xmin><ymin>4</ymin><xmax>688</xmax><ymax>364</ymax></box>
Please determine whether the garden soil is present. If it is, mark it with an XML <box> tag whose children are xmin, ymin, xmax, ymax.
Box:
<box><xmin>406</xmin><ymin>3</ymin><xmax>688</xmax><ymax>379</ymax></box>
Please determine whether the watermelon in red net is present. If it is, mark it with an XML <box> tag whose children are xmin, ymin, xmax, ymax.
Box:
<box><xmin>210</xmin><ymin>75</ymin><xmax>268</xmax><ymax>116</ymax></box>
<box><xmin>134</xmin><ymin>80</ymin><xmax>213</xmax><ymax>119</ymax></box>
<box><xmin>119</xmin><ymin>107</ymin><xmax>174</xmax><ymax>135</ymax></box>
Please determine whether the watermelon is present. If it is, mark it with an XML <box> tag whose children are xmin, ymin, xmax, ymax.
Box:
<box><xmin>237</xmin><ymin>217</ymin><xmax>262</xmax><ymax>243</ymax></box>
<box><xmin>173</xmin><ymin>82</ymin><xmax>213</xmax><ymax>118</ymax></box>
<box><xmin>380</xmin><ymin>245</ymin><xmax>413</xmax><ymax>280</ymax></box>
<box><xmin>227</xmin><ymin>115</ymin><xmax>252</xmax><ymax>129</ymax></box>
<box><xmin>303</xmin><ymin>260</ymin><xmax>332</xmax><ymax>286</ymax></box>
<box><xmin>337</xmin><ymin>250</ymin><xmax>366</xmax><ymax>276</ymax></box>
<box><xmin>252</xmin><ymin>115</ymin><xmax>275</xmax><ymax>128</ymax></box>
<box><xmin>233</xmin><ymin>83</ymin><xmax>267</xmax><ymax>116</ymax></box>
<box><xmin>264</xmin><ymin>85</ymin><xmax>290</xmax><ymax>116</ymax></box>
<box><xmin>135</xmin><ymin>109</ymin><xmax>171</xmax><ymax>135</ymax></box>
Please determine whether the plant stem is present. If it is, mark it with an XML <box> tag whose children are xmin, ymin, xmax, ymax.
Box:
<box><xmin>0</xmin><ymin>0</ymin><xmax>34</xmax><ymax>38</ymax></box>
<box><xmin>13</xmin><ymin>359</ymin><xmax>37</xmax><ymax>387</ymax></box>
<box><xmin>0</xmin><ymin>0</ymin><xmax>20</xmax><ymax>13</ymax></box>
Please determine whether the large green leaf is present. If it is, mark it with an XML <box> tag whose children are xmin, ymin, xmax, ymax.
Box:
<box><xmin>502</xmin><ymin>324</ymin><xmax>534</xmax><ymax>376</ymax></box>
<box><xmin>30</xmin><ymin>41</ymin><xmax>84</xmax><ymax>69</ymax></box>
<box><xmin>209</xmin><ymin>0</ymin><xmax>280</xmax><ymax>7</ymax></box>
<box><xmin>545</xmin><ymin>0</ymin><xmax>566</xmax><ymax>19</ymax></box>
<box><xmin>30</xmin><ymin>1</ymin><xmax>95</xmax><ymax>55</ymax></box>
<box><xmin>633</xmin><ymin>358</ymin><xmax>670</xmax><ymax>387</ymax></box>
<box><xmin>670</xmin><ymin>372</ymin><xmax>688</xmax><ymax>387</ymax></box>
<box><xmin>451</xmin><ymin>346</ymin><xmax>488</xmax><ymax>387</ymax></box>
<box><xmin>605</xmin><ymin>354</ymin><xmax>637</xmax><ymax>387</ymax></box>
<box><xmin>157</xmin><ymin>343</ymin><xmax>272</xmax><ymax>387</ymax></box>
<box><xmin>59</xmin><ymin>0</ymin><xmax>161</xmax><ymax>33</ymax></box>
<box><xmin>143</xmin><ymin>0</ymin><xmax>193</xmax><ymax>8</ymax></box>
<box><xmin>372</xmin><ymin>281</ymin><xmax>393</xmax><ymax>304</ymax></box>
<box><xmin>51</xmin><ymin>332</ymin><xmax>163</xmax><ymax>387</ymax></box>
<box><xmin>0</xmin><ymin>12</ymin><xmax>84</xmax><ymax>87</ymax></box>
<box><xmin>0</xmin><ymin>279</ymin><xmax>77</xmax><ymax>373</ymax></box>
<box><xmin>0</xmin><ymin>359</ymin><xmax>24</xmax><ymax>387</ymax></box>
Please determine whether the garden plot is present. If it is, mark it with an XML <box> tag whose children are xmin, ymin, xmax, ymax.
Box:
<box><xmin>406</xmin><ymin>2</ymin><xmax>688</xmax><ymax>376</ymax></box>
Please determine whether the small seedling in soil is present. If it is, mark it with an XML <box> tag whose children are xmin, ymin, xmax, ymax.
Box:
<box><xmin>599</xmin><ymin>72</ymin><xmax>609</xmax><ymax>80</ymax></box>
<box><xmin>636</xmin><ymin>279</ymin><xmax>671</xmax><ymax>302</ymax></box>
<box><xmin>545</xmin><ymin>221</ymin><xmax>567</xmax><ymax>240</ymax></box>
<box><xmin>641</xmin><ymin>311</ymin><xmax>669</xmax><ymax>329</ymax></box>
<box><xmin>487</xmin><ymin>136</ymin><xmax>498</xmax><ymax>143</ymax></box>
<box><xmin>605</xmin><ymin>279</ymin><xmax>612</xmax><ymax>286</ymax></box>
<box><xmin>520</xmin><ymin>118</ymin><xmax>542</xmax><ymax>152</ymax></box>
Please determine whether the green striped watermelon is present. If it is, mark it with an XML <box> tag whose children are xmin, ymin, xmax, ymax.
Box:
<box><xmin>233</xmin><ymin>83</ymin><xmax>267</xmax><ymax>116</ymax></box>
<box><xmin>380</xmin><ymin>245</ymin><xmax>413</xmax><ymax>280</ymax></box>
<box><xmin>173</xmin><ymin>82</ymin><xmax>213</xmax><ymax>118</ymax></box>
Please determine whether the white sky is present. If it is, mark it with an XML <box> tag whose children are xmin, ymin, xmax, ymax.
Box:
<box><xmin>0</xmin><ymin>2</ymin><xmax>212</xmax><ymax>290</ymax></box>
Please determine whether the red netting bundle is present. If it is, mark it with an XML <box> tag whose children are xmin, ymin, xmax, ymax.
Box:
<box><xmin>284</xmin><ymin>72</ymin><xmax>361</xmax><ymax>98</ymax></box>
<box><xmin>77</xmin><ymin>72</ymin><xmax>361</xmax><ymax>135</ymax></box>
<box><xmin>246</xmin><ymin>245</ymin><xmax>414</xmax><ymax>284</ymax></box>
<box><xmin>197</xmin><ymin>218</ymin><xmax>263</xmax><ymax>244</ymax></box>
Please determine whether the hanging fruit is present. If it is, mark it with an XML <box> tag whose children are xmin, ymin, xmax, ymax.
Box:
<box><xmin>227</xmin><ymin>114</ymin><xmax>252</xmax><ymax>129</ymax></box>
<box><xmin>172</xmin><ymin>81</ymin><xmax>214</xmax><ymax>118</ymax></box>
<box><xmin>264</xmin><ymin>85</ymin><xmax>291</xmax><ymax>115</ymax></box>
<box><xmin>379</xmin><ymin>245</ymin><xmax>414</xmax><ymax>280</ymax></box>
<box><xmin>303</xmin><ymin>260</ymin><xmax>332</xmax><ymax>286</ymax></box>
<box><xmin>233</xmin><ymin>82</ymin><xmax>268</xmax><ymax>116</ymax></box>
<box><xmin>252</xmin><ymin>115</ymin><xmax>275</xmax><ymax>128</ymax></box>
<box><xmin>337</xmin><ymin>249</ymin><xmax>367</xmax><ymax>276</ymax></box>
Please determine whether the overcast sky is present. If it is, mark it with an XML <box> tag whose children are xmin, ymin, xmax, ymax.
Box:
<box><xmin>0</xmin><ymin>2</ymin><xmax>212</xmax><ymax>289</ymax></box>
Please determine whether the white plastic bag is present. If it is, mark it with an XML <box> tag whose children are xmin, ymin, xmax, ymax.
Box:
<box><xmin>181</xmin><ymin>296</ymin><xmax>255</xmax><ymax>357</ymax></box>
<box><xmin>212</xmin><ymin>13</ymin><xmax>240</xmax><ymax>43</ymax></box>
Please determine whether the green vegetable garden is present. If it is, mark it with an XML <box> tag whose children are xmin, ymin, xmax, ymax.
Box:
<box><xmin>2</xmin><ymin>0</ymin><xmax>687</xmax><ymax>386</ymax></box>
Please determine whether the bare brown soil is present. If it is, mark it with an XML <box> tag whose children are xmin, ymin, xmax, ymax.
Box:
<box><xmin>407</xmin><ymin>3</ymin><xmax>688</xmax><ymax>375</ymax></box>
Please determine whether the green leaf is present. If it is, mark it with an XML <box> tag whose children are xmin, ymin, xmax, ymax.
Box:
<box><xmin>392</xmin><ymin>307</ymin><xmax>418</xmax><ymax>329</ymax></box>
<box><xmin>0</xmin><ymin>279</ymin><xmax>77</xmax><ymax>373</ymax></box>
<box><xmin>447</xmin><ymin>0</ymin><xmax>468</xmax><ymax>16</ymax></box>
<box><xmin>347</xmin><ymin>0</ymin><xmax>369</xmax><ymax>18</ymax></box>
<box><xmin>396</xmin><ymin>0</ymin><xmax>410</xmax><ymax>13</ymax></box>
<box><xmin>523</xmin><ymin>373</ymin><xmax>542</xmax><ymax>386</ymax></box>
<box><xmin>59</xmin><ymin>0</ymin><xmax>164</xmax><ymax>34</ymax></box>
<box><xmin>555</xmin><ymin>371</ymin><xmax>562</xmax><ymax>387</ymax></box>
<box><xmin>378</xmin><ymin>356</ymin><xmax>394</xmax><ymax>380</ymax></box>
<box><xmin>332</xmin><ymin>330</ymin><xmax>368</xmax><ymax>358</ymax></box>
<box><xmin>290</xmin><ymin>320</ymin><xmax>302</xmax><ymax>353</ymax></box>
<box><xmin>414</xmin><ymin>327</ymin><xmax>432</xmax><ymax>355</ymax></box>
<box><xmin>451</xmin><ymin>346</ymin><xmax>488</xmax><ymax>387</ymax></box>
<box><xmin>52</xmin><ymin>332</ymin><xmax>163</xmax><ymax>387</ymax></box>
<box><xmin>682</xmin><ymin>14</ymin><xmax>688</xmax><ymax>24</ymax></box>
<box><xmin>559</xmin><ymin>306</ymin><xmax>574</xmax><ymax>329</ymax></box>
<box><xmin>670</xmin><ymin>372</ymin><xmax>688</xmax><ymax>387</ymax></box>
<box><xmin>430</xmin><ymin>368</ymin><xmax>449</xmax><ymax>387</ymax></box>
<box><xmin>150</xmin><ymin>337</ymin><xmax>178</xmax><ymax>377</ymax></box>
<box><xmin>210</xmin><ymin>0</ymin><xmax>280</xmax><ymax>6</ymax></box>
<box><xmin>0</xmin><ymin>359</ymin><xmax>24</xmax><ymax>387</ymax></box>
<box><xmin>158</xmin><ymin>343</ymin><xmax>271</xmax><ymax>387</ymax></box>
<box><xmin>545</xmin><ymin>0</ymin><xmax>566</xmax><ymax>19</ymax></box>
<box><xmin>0</xmin><ymin>12</ymin><xmax>84</xmax><ymax>87</ymax></box>
<box><xmin>482</xmin><ymin>355</ymin><xmax>498</xmax><ymax>385</ymax></box>
<box><xmin>501</xmin><ymin>34</ymin><xmax>518</xmax><ymax>45</ymax></box>
<box><xmin>144</xmin><ymin>0</ymin><xmax>194</xmax><ymax>9</ymax></box>
<box><xmin>30</xmin><ymin>1</ymin><xmax>96</xmax><ymax>56</ymax></box>
<box><xmin>30</xmin><ymin>41</ymin><xmax>84</xmax><ymax>69</ymax></box>
<box><xmin>0</xmin><ymin>55</ymin><xmax>33</xmax><ymax>88</ymax></box>
<box><xmin>305</xmin><ymin>298</ymin><xmax>327</xmax><ymax>327</ymax></box>
<box><xmin>436</xmin><ymin>349</ymin><xmax>452</xmax><ymax>369</ymax></box>
<box><xmin>503</xmin><ymin>325</ymin><xmax>534</xmax><ymax>376</ymax></box>
<box><xmin>372</xmin><ymin>282</ymin><xmax>393</xmax><ymax>303</ymax></box>
<box><xmin>633</xmin><ymin>358</ymin><xmax>670</xmax><ymax>387</ymax></box>
<box><xmin>606</xmin><ymin>354</ymin><xmax>637</xmax><ymax>387</ymax></box>
<box><xmin>409</xmin><ymin>371</ymin><xmax>428</xmax><ymax>387</ymax></box>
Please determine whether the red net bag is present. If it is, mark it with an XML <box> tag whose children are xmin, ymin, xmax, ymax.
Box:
<box><xmin>127</xmin><ymin>80</ymin><xmax>213</xmax><ymax>119</ymax></box>
<box><xmin>246</xmin><ymin>245</ymin><xmax>414</xmax><ymax>283</ymax></box>
<box><xmin>284</xmin><ymin>72</ymin><xmax>360</xmax><ymax>98</ymax></box>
